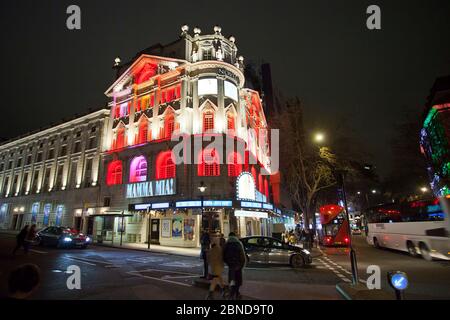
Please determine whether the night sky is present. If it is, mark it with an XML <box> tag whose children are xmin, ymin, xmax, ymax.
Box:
<box><xmin>1</xmin><ymin>0</ymin><xmax>450</xmax><ymax>177</ymax></box>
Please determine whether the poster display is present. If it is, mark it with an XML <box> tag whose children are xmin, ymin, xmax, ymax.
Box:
<box><xmin>43</xmin><ymin>204</ymin><xmax>51</xmax><ymax>226</ymax></box>
<box><xmin>31</xmin><ymin>202</ymin><xmax>40</xmax><ymax>224</ymax></box>
<box><xmin>161</xmin><ymin>219</ymin><xmax>171</xmax><ymax>238</ymax></box>
<box><xmin>55</xmin><ymin>205</ymin><xmax>64</xmax><ymax>226</ymax></box>
<box><xmin>172</xmin><ymin>217</ymin><xmax>183</xmax><ymax>238</ymax></box>
<box><xmin>183</xmin><ymin>218</ymin><xmax>195</xmax><ymax>241</ymax></box>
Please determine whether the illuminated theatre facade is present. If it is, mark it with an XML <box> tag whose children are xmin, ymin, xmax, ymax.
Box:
<box><xmin>98</xmin><ymin>26</ymin><xmax>281</xmax><ymax>247</ymax></box>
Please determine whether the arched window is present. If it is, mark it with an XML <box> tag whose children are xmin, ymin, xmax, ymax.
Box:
<box><xmin>198</xmin><ymin>148</ymin><xmax>220</xmax><ymax>176</ymax></box>
<box><xmin>227</xmin><ymin>152</ymin><xmax>243</xmax><ymax>177</ymax></box>
<box><xmin>115</xmin><ymin>127</ymin><xmax>125</xmax><ymax>149</ymax></box>
<box><xmin>137</xmin><ymin>118</ymin><xmax>148</xmax><ymax>144</ymax></box>
<box><xmin>227</xmin><ymin>112</ymin><xmax>235</xmax><ymax>132</ymax></box>
<box><xmin>202</xmin><ymin>110</ymin><xmax>215</xmax><ymax>132</ymax></box>
<box><xmin>156</xmin><ymin>151</ymin><xmax>176</xmax><ymax>179</ymax></box>
<box><xmin>129</xmin><ymin>156</ymin><xmax>147</xmax><ymax>183</ymax></box>
<box><xmin>106</xmin><ymin>160</ymin><xmax>123</xmax><ymax>185</ymax></box>
<box><xmin>164</xmin><ymin>113</ymin><xmax>175</xmax><ymax>138</ymax></box>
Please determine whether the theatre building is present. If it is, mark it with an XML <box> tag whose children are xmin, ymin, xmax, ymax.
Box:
<box><xmin>0</xmin><ymin>109</ymin><xmax>110</xmax><ymax>231</ymax></box>
<box><xmin>94</xmin><ymin>25</ymin><xmax>281</xmax><ymax>248</ymax></box>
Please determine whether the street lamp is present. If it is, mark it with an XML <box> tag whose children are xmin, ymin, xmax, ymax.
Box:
<box><xmin>198</xmin><ymin>181</ymin><xmax>207</xmax><ymax>234</ymax></box>
<box><xmin>314</xmin><ymin>132</ymin><xmax>325</xmax><ymax>144</ymax></box>
<box><xmin>371</xmin><ymin>189</ymin><xmax>377</xmax><ymax>194</ymax></box>
<box><xmin>420</xmin><ymin>186</ymin><xmax>428</xmax><ymax>193</ymax></box>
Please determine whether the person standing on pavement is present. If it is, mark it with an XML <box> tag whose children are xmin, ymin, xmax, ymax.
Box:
<box><xmin>24</xmin><ymin>224</ymin><xmax>37</xmax><ymax>254</ymax></box>
<box><xmin>205</xmin><ymin>242</ymin><xmax>226</xmax><ymax>300</ymax></box>
<box><xmin>12</xmin><ymin>225</ymin><xmax>29</xmax><ymax>255</ymax></box>
<box><xmin>223</xmin><ymin>232</ymin><xmax>246</xmax><ymax>300</ymax></box>
<box><xmin>200</xmin><ymin>231</ymin><xmax>211</xmax><ymax>279</ymax></box>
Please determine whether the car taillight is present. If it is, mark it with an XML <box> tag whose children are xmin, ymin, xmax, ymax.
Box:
<box><xmin>344</xmin><ymin>237</ymin><xmax>349</xmax><ymax>243</ymax></box>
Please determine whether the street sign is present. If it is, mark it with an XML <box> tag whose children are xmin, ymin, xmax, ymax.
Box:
<box><xmin>389</xmin><ymin>272</ymin><xmax>408</xmax><ymax>290</ymax></box>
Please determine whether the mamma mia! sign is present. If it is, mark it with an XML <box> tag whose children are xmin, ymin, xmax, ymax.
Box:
<box><xmin>126</xmin><ymin>178</ymin><xmax>176</xmax><ymax>199</ymax></box>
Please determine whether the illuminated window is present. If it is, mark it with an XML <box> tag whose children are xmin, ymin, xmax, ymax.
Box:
<box><xmin>203</xmin><ymin>110</ymin><xmax>214</xmax><ymax>132</ymax></box>
<box><xmin>129</xmin><ymin>156</ymin><xmax>147</xmax><ymax>183</ymax></box>
<box><xmin>138</xmin><ymin>118</ymin><xmax>148</xmax><ymax>144</ymax></box>
<box><xmin>106</xmin><ymin>160</ymin><xmax>122</xmax><ymax>185</ymax></box>
<box><xmin>258</xmin><ymin>173</ymin><xmax>263</xmax><ymax>192</ymax></box>
<box><xmin>251</xmin><ymin>166</ymin><xmax>257</xmax><ymax>185</ymax></box>
<box><xmin>227</xmin><ymin>152</ymin><xmax>243</xmax><ymax>177</ymax></box>
<box><xmin>264</xmin><ymin>178</ymin><xmax>269</xmax><ymax>199</ymax></box>
<box><xmin>227</xmin><ymin>113</ymin><xmax>235</xmax><ymax>133</ymax></box>
<box><xmin>156</xmin><ymin>151</ymin><xmax>176</xmax><ymax>179</ymax></box>
<box><xmin>115</xmin><ymin>127</ymin><xmax>125</xmax><ymax>149</ymax></box>
<box><xmin>164</xmin><ymin>113</ymin><xmax>175</xmax><ymax>138</ymax></box>
<box><xmin>224</xmin><ymin>81</ymin><xmax>238</xmax><ymax>101</ymax></box>
<box><xmin>198</xmin><ymin>148</ymin><xmax>220</xmax><ymax>176</ymax></box>
<box><xmin>198</xmin><ymin>78</ymin><xmax>217</xmax><ymax>95</ymax></box>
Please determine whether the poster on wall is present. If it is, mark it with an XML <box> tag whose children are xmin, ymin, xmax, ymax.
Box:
<box><xmin>172</xmin><ymin>217</ymin><xmax>183</xmax><ymax>238</ymax></box>
<box><xmin>116</xmin><ymin>217</ymin><xmax>126</xmax><ymax>233</ymax></box>
<box><xmin>43</xmin><ymin>204</ymin><xmax>51</xmax><ymax>226</ymax></box>
<box><xmin>183</xmin><ymin>218</ymin><xmax>195</xmax><ymax>241</ymax></box>
<box><xmin>161</xmin><ymin>219</ymin><xmax>171</xmax><ymax>238</ymax></box>
<box><xmin>0</xmin><ymin>204</ymin><xmax>8</xmax><ymax>225</ymax></box>
<box><xmin>31</xmin><ymin>203</ymin><xmax>40</xmax><ymax>224</ymax></box>
<box><xmin>55</xmin><ymin>205</ymin><xmax>64</xmax><ymax>226</ymax></box>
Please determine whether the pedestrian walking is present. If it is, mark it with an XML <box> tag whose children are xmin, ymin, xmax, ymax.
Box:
<box><xmin>200</xmin><ymin>231</ymin><xmax>211</xmax><ymax>278</ymax></box>
<box><xmin>223</xmin><ymin>232</ymin><xmax>246</xmax><ymax>300</ymax></box>
<box><xmin>205</xmin><ymin>242</ymin><xmax>226</xmax><ymax>300</ymax></box>
<box><xmin>12</xmin><ymin>225</ymin><xmax>29</xmax><ymax>255</ymax></box>
<box><xmin>24</xmin><ymin>224</ymin><xmax>37</xmax><ymax>254</ymax></box>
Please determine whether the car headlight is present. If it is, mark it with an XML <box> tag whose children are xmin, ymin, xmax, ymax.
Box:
<box><xmin>86</xmin><ymin>237</ymin><xmax>91</xmax><ymax>242</ymax></box>
<box><xmin>303</xmin><ymin>249</ymin><xmax>310</xmax><ymax>255</ymax></box>
<box><xmin>63</xmin><ymin>237</ymin><xmax>73</xmax><ymax>242</ymax></box>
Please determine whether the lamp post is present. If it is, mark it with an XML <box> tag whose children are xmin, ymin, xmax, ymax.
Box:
<box><xmin>198</xmin><ymin>181</ymin><xmax>207</xmax><ymax>233</ymax></box>
<box><xmin>336</xmin><ymin>170</ymin><xmax>359</xmax><ymax>285</ymax></box>
<box><xmin>147</xmin><ymin>206</ymin><xmax>151</xmax><ymax>250</ymax></box>
<box><xmin>313</xmin><ymin>132</ymin><xmax>359</xmax><ymax>285</ymax></box>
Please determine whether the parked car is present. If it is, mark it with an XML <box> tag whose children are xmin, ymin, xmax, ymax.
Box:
<box><xmin>351</xmin><ymin>228</ymin><xmax>362</xmax><ymax>235</ymax></box>
<box><xmin>240</xmin><ymin>236</ymin><xmax>312</xmax><ymax>268</ymax></box>
<box><xmin>36</xmin><ymin>226</ymin><xmax>91</xmax><ymax>248</ymax></box>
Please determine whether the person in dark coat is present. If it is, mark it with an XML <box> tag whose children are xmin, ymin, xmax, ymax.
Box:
<box><xmin>23</xmin><ymin>224</ymin><xmax>37</xmax><ymax>254</ymax></box>
<box><xmin>200</xmin><ymin>231</ymin><xmax>211</xmax><ymax>278</ymax></box>
<box><xmin>223</xmin><ymin>232</ymin><xmax>246</xmax><ymax>300</ymax></box>
<box><xmin>12</xmin><ymin>225</ymin><xmax>29</xmax><ymax>255</ymax></box>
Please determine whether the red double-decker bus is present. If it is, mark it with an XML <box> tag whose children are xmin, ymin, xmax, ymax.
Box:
<box><xmin>319</xmin><ymin>204</ymin><xmax>350</xmax><ymax>247</ymax></box>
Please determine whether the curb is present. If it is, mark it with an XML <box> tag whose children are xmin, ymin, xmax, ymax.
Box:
<box><xmin>336</xmin><ymin>282</ymin><xmax>394</xmax><ymax>300</ymax></box>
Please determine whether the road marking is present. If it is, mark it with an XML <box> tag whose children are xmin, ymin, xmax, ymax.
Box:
<box><xmin>160</xmin><ymin>261</ymin><xmax>203</xmax><ymax>268</ymax></box>
<box><xmin>30</xmin><ymin>249</ymin><xmax>47</xmax><ymax>254</ymax></box>
<box><xmin>126</xmin><ymin>271</ymin><xmax>192</xmax><ymax>287</ymax></box>
<box><xmin>127</xmin><ymin>257</ymin><xmax>165</xmax><ymax>263</ymax></box>
<box><xmin>319</xmin><ymin>251</ymin><xmax>368</xmax><ymax>285</ymax></box>
<box><xmin>64</xmin><ymin>257</ymin><xmax>96</xmax><ymax>266</ymax></box>
<box><xmin>65</xmin><ymin>255</ymin><xmax>112</xmax><ymax>265</ymax></box>
<box><xmin>132</xmin><ymin>268</ymin><xmax>199</xmax><ymax>276</ymax></box>
<box><xmin>161</xmin><ymin>274</ymin><xmax>200</xmax><ymax>279</ymax></box>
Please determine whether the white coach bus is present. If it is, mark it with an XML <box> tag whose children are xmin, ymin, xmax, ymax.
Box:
<box><xmin>363</xmin><ymin>197</ymin><xmax>450</xmax><ymax>261</ymax></box>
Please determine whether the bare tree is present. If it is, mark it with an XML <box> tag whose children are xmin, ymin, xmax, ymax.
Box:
<box><xmin>272</xmin><ymin>98</ymin><xmax>337</xmax><ymax>228</ymax></box>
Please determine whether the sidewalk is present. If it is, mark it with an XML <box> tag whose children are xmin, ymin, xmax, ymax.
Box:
<box><xmin>94</xmin><ymin>241</ymin><xmax>201</xmax><ymax>257</ymax></box>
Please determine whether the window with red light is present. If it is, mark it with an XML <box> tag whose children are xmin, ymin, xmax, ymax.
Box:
<box><xmin>198</xmin><ymin>148</ymin><xmax>220</xmax><ymax>176</ymax></box>
<box><xmin>264</xmin><ymin>178</ymin><xmax>269</xmax><ymax>199</ymax></box>
<box><xmin>106</xmin><ymin>160</ymin><xmax>123</xmax><ymax>185</ymax></box>
<box><xmin>115</xmin><ymin>105</ymin><xmax>120</xmax><ymax>118</ymax></box>
<box><xmin>227</xmin><ymin>152</ymin><xmax>242</xmax><ymax>177</ymax></box>
<box><xmin>251</xmin><ymin>166</ymin><xmax>257</xmax><ymax>184</ymax></box>
<box><xmin>115</xmin><ymin>127</ymin><xmax>125</xmax><ymax>149</ymax></box>
<box><xmin>129</xmin><ymin>156</ymin><xmax>147</xmax><ymax>183</ymax></box>
<box><xmin>227</xmin><ymin>113</ymin><xmax>235</xmax><ymax>132</ymax></box>
<box><xmin>138</xmin><ymin>118</ymin><xmax>148</xmax><ymax>144</ymax></box>
<box><xmin>164</xmin><ymin>113</ymin><xmax>175</xmax><ymax>138</ymax></box>
<box><xmin>258</xmin><ymin>173</ymin><xmax>263</xmax><ymax>192</ymax></box>
<box><xmin>203</xmin><ymin>110</ymin><xmax>214</xmax><ymax>132</ymax></box>
<box><xmin>156</xmin><ymin>151</ymin><xmax>176</xmax><ymax>179</ymax></box>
